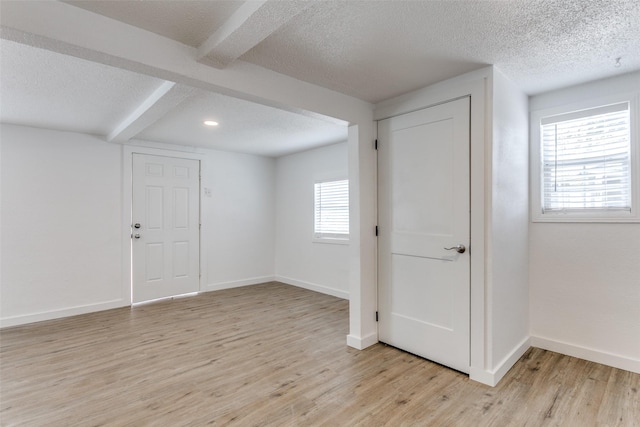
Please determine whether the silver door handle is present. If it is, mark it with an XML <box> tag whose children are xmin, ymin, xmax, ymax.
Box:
<box><xmin>444</xmin><ymin>244</ymin><xmax>466</xmax><ymax>254</ymax></box>
<box><xmin>134</xmin><ymin>234</ymin><xmax>141</xmax><ymax>239</ymax></box>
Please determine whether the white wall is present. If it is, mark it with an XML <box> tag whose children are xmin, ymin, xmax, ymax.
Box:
<box><xmin>487</xmin><ymin>69</ymin><xmax>530</xmax><ymax>376</ymax></box>
<box><xmin>275</xmin><ymin>142</ymin><xmax>350</xmax><ymax>299</ymax></box>
<box><xmin>529</xmin><ymin>72</ymin><xmax>640</xmax><ymax>373</ymax></box>
<box><xmin>1</xmin><ymin>124</ymin><xmax>124</xmax><ymax>323</ymax></box>
<box><xmin>1</xmin><ymin>124</ymin><xmax>277</xmax><ymax>326</ymax></box>
<box><xmin>202</xmin><ymin>149</ymin><xmax>276</xmax><ymax>291</ymax></box>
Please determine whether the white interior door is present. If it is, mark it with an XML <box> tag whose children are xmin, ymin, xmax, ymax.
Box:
<box><xmin>132</xmin><ymin>154</ymin><xmax>200</xmax><ymax>303</ymax></box>
<box><xmin>378</xmin><ymin>97</ymin><xmax>470</xmax><ymax>373</ymax></box>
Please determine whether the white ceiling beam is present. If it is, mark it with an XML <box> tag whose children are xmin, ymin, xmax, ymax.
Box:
<box><xmin>0</xmin><ymin>0</ymin><xmax>370</xmax><ymax>125</ymax></box>
<box><xmin>107</xmin><ymin>82</ymin><xmax>195</xmax><ymax>143</ymax></box>
<box><xmin>196</xmin><ymin>0</ymin><xmax>313</xmax><ymax>69</ymax></box>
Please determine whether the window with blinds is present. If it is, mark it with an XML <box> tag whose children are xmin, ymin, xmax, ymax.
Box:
<box><xmin>540</xmin><ymin>102</ymin><xmax>631</xmax><ymax>213</ymax></box>
<box><xmin>314</xmin><ymin>179</ymin><xmax>349</xmax><ymax>240</ymax></box>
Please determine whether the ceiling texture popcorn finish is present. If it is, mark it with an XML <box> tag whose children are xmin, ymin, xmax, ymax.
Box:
<box><xmin>239</xmin><ymin>0</ymin><xmax>640</xmax><ymax>102</ymax></box>
<box><xmin>136</xmin><ymin>90</ymin><xmax>349</xmax><ymax>157</ymax></box>
<box><xmin>65</xmin><ymin>0</ymin><xmax>246</xmax><ymax>47</ymax></box>
<box><xmin>1</xmin><ymin>0</ymin><xmax>639</xmax><ymax>154</ymax></box>
<box><xmin>0</xmin><ymin>39</ymin><xmax>165</xmax><ymax>136</ymax></box>
<box><xmin>60</xmin><ymin>0</ymin><xmax>640</xmax><ymax>101</ymax></box>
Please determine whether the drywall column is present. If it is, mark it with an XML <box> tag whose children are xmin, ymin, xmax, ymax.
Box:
<box><xmin>347</xmin><ymin>123</ymin><xmax>378</xmax><ymax>349</ymax></box>
<box><xmin>485</xmin><ymin>69</ymin><xmax>530</xmax><ymax>382</ymax></box>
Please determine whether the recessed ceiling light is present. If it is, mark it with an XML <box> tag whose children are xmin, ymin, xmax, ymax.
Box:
<box><xmin>204</xmin><ymin>120</ymin><xmax>219</xmax><ymax>126</ymax></box>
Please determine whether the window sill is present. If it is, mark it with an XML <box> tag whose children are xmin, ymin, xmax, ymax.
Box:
<box><xmin>532</xmin><ymin>211</ymin><xmax>640</xmax><ymax>223</ymax></box>
<box><xmin>312</xmin><ymin>237</ymin><xmax>350</xmax><ymax>245</ymax></box>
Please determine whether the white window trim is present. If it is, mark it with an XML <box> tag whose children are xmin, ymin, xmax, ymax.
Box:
<box><xmin>530</xmin><ymin>92</ymin><xmax>640</xmax><ymax>223</ymax></box>
<box><xmin>313</xmin><ymin>177</ymin><xmax>350</xmax><ymax>244</ymax></box>
<box><xmin>312</xmin><ymin>236</ymin><xmax>350</xmax><ymax>245</ymax></box>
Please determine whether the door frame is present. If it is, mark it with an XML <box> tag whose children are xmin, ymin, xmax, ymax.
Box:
<box><xmin>374</xmin><ymin>70</ymin><xmax>489</xmax><ymax>384</ymax></box>
<box><xmin>122</xmin><ymin>144</ymin><xmax>206</xmax><ymax>305</ymax></box>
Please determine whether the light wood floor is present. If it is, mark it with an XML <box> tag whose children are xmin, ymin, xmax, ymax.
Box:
<box><xmin>1</xmin><ymin>282</ymin><xmax>638</xmax><ymax>426</ymax></box>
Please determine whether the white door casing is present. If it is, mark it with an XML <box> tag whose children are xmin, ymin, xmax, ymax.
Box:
<box><xmin>132</xmin><ymin>154</ymin><xmax>200</xmax><ymax>303</ymax></box>
<box><xmin>378</xmin><ymin>97</ymin><xmax>471</xmax><ymax>373</ymax></box>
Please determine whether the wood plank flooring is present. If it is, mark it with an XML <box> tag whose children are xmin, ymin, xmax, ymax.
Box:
<box><xmin>1</xmin><ymin>282</ymin><xmax>638</xmax><ymax>426</ymax></box>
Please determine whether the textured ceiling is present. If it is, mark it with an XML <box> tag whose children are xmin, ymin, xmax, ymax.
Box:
<box><xmin>49</xmin><ymin>0</ymin><xmax>640</xmax><ymax>103</ymax></box>
<box><xmin>0</xmin><ymin>39</ymin><xmax>165</xmax><ymax>136</ymax></box>
<box><xmin>64</xmin><ymin>0</ymin><xmax>244</xmax><ymax>47</ymax></box>
<box><xmin>0</xmin><ymin>39</ymin><xmax>346</xmax><ymax>156</ymax></box>
<box><xmin>136</xmin><ymin>90</ymin><xmax>347</xmax><ymax>157</ymax></box>
<box><xmin>240</xmin><ymin>0</ymin><xmax>640</xmax><ymax>102</ymax></box>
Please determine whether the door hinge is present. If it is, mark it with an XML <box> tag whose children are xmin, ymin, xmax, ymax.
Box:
<box><xmin>375</xmin><ymin>311</ymin><xmax>379</xmax><ymax>322</ymax></box>
<box><xmin>374</xmin><ymin>139</ymin><xmax>378</xmax><ymax>150</ymax></box>
<box><xmin>375</xmin><ymin>226</ymin><xmax>378</xmax><ymax>236</ymax></box>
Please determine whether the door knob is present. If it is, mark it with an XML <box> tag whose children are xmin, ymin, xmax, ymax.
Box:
<box><xmin>134</xmin><ymin>234</ymin><xmax>141</xmax><ymax>239</ymax></box>
<box><xmin>134</xmin><ymin>223</ymin><xmax>141</xmax><ymax>229</ymax></box>
<box><xmin>444</xmin><ymin>244</ymin><xmax>466</xmax><ymax>254</ymax></box>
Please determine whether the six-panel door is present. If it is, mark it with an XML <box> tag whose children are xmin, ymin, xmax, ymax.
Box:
<box><xmin>132</xmin><ymin>154</ymin><xmax>200</xmax><ymax>303</ymax></box>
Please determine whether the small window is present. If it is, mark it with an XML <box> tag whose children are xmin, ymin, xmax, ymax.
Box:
<box><xmin>314</xmin><ymin>179</ymin><xmax>349</xmax><ymax>241</ymax></box>
<box><xmin>542</xmin><ymin>102</ymin><xmax>631</xmax><ymax>211</ymax></box>
<box><xmin>531</xmin><ymin>95</ymin><xmax>639</xmax><ymax>222</ymax></box>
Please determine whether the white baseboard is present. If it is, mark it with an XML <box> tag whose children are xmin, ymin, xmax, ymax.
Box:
<box><xmin>531</xmin><ymin>336</ymin><xmax>640</xmax><ymax>374</ymax></box>
<box><xmin>470</xmin><ymin>336</ymin><xmax>531</xmax><ymax>386</ymax></box>
<box><xmin>347</xmin><ymin>332</ymin><xmax>378</xmax><ymax>350</ymax></box>
<box><xmin>468</xmin><ymin>367</ymin><xmax>495</xmax><ymax>386</ymax></box>
<box><xmin>275</xmin><ymin>276</ymin><xmax>349</xmax><ymax>300</ymax></box>
<box><xmin>492</xmin><ymin>336</ymin><xmax>531</xmax><ymax>384</ymax></box>
<box><xmin>203</xmin><ymin>276</ymin><xmax>276</xmax><ymax>292</ymax></box>
<box><xmin>0</xmin><ymin>299</ymin><xmax>128</xmax><ymax>328</ymax></box>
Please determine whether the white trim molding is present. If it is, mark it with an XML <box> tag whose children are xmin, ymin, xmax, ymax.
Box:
<box><xmin>530</xmin><ymin>92</ymin><xmax>640</xmax><ymax>223</ymax></box>
<box><xmin>275</xmin><ymin>276</ymin><xmax>349</xmax><ymax>300</ymax></box>
<box><xmin>347</xmin><ymin>332</ymin><xmax>379</xmax><ymax>350</ymax></box>
<box><xmin>203</xmin><ymin>276</ymin><xmax>276</xmax><ymax>293</ymax></box>
<box><xmin>531</xmin><ymin>336</ymin><xmax>640</xmax><ymax>374</ymax></box>
<box><xmin>0</xmin><ymin>299</ymin><xmax>128</xmax><ymax>328</ymax></box>
<box><xmin>470</xmin><ymin>337</ymin><xmax>531</xmax><ymax>387</ymax></box>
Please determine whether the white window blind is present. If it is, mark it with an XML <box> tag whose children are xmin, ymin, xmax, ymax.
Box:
<box><xmin>314</xmin><ymin>179</ymin><xmax>349</xmax><ymax>239</ymax></box>
<box><xmin>540</xmin><ymin>102</ymin><xmax>631</xmax><ymax>212</ymax></box>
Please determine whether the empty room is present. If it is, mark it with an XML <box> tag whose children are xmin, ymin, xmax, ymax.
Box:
<box><xmin>1</xmin><ymin>1</ymin><xmax>638</xmax><ymax>425</ymax></box>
